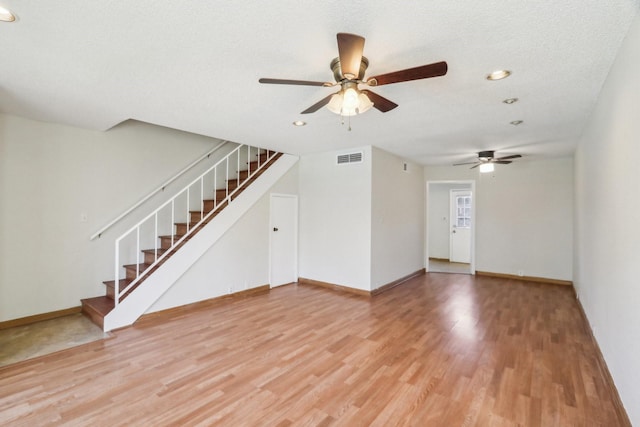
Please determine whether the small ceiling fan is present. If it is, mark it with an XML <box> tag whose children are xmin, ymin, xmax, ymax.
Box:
<box><xmin>454</xmin><ymin>151</ymin><xmax>522</xmax><ymax>171</ymax></box>
<box><xmin>258</xmin><ymin>33</ymin><xmax>447</xmax><ymax>116</ymax></box>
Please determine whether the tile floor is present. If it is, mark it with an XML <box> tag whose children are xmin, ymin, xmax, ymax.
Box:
<box><xmin>0</xmin><ymin>313</ymin><xmax>107</xmax><ymax>367</ymax></box>
<box><xmin>428</xmin><ymin>258</ymin><xmax>471</xmax><ymax>274</ymax></box>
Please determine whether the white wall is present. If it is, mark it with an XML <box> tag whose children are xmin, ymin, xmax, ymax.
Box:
<box><xmin>427</xmin><ymin>183</ymin><xmax>471</xmax><ymax>259</ymax></box>
<box><xmin>298</xmin><ymin>147</ymin><xmax>372</xmax><ymax>291</ymax></box>
<box><xmin>574</xmin><ymin>13</ymin><xmax>640</xmax><ymax>424</ymax></box>
<box><xmin>148</xmin><ymin>164</ymin><xmax>299</xmax><ymax>312</ymax></box>
<box><xmin>0</xmin><ymin>114</ymin><xmax>229</xmax><ymax>321</ymax></box>
<box><xmin>424</xmin><ymin>158</ymin><xmax>573</xmax><ymax>281</ymax></box>
<box><xmin>370</xmin><ymin>147</ymin><xmax>424</xmax><ymax>289</ymax></box>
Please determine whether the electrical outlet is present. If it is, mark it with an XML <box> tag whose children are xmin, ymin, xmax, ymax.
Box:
<box><xmin>517</xmin><ymin>270</ymin><xmax>524</xmax><ymax>277</ymax></box>
<box><xmin>80</xmin><ymin>212</ymin><xmax>88</xmax><ymax>223</ymax></box>
<box><xmin>228</xmin><ymin>286</ymin><xmax>233</xmax><ymax>294</ymax></box>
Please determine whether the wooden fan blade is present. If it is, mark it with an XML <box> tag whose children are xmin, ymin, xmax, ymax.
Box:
<box><xmin>300</xmin><ymin>93</ymin><xmax>336</xmax><ymax>114</ymax></box>
<box><xmin>367</xmin><ymin>61</ymin><xmax>448</xmax><ymax>86</ymax></box>
<box><xmin>259</xmin><ymin>78</ymin><xmax>330</xmax><ymax>87</ymax></box>
<box><xmin>337</xmin><ymin>33</ymin><xmax>365</xmax><ymax>79</ymax></box>
<box><xmin>495</xmin><ymin>154</ymin><xmax>522</xmax><ymax>161</ymax></box>
<box><xmin>493</xmin><ymin>161</ymin><xmax>512</xmax><ymax>165</ymax></box>
<box><xmin>361</xmin><ymin>90</ymin><xmax>398</xmax><ymax>113</ymax></box>
<box><xmin>453</xmin><ymin>162</ymin><xmax>479</xmax><ymax>166</ymax></box>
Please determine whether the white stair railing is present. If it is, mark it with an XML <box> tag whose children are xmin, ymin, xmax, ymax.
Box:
<box><xmin>90</xmin><ymin>141</ymin><xmax>229</xmax><ymax>241</ymax></box>
<box><xmin>112</xmin><ymin>144</ymin><xmax>277</xmax><ymax>306</ymax></box>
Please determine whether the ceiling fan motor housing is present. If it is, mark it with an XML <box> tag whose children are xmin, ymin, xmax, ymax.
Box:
<box><xmin>478</xmin><ymin>150</ymin><xmax>495</xmax><ymax>161</ymax></box>
<box><xmin>330</xmin><ymin>56</ymin><xmax>369</xmax><ymax>82</ymax></box>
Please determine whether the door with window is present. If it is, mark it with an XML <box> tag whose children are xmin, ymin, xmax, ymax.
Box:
<box><xmin>449</xmin><ymin>190</ymin><xmax>472</xmax><ymax>263</ymax></box>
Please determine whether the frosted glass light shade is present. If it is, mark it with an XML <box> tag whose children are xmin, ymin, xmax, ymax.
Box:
<box><xmin>479</xmin><ymin>163</ymin><xmax>495</xmax><ymax>173</ymax></box>
<box><xmin>326</xmin><ymin>90</ymin><xmax>373</xmax><ymax>116</ymax></box>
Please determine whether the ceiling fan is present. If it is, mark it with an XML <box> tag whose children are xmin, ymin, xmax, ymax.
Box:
<box><xmin>258</xmin><ymin>33</ymin><xmax>447</xmax><ymax>117</ymax></box>
<box><xmin>454</xmin><ymin>151</ymin><xmax>522</xmax><ymax>172</ymax></box>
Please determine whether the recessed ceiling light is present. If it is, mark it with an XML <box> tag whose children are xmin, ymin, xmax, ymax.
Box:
<box><xmin>0</xmin><ymin>6</ymin><xmax>15</xmax><ymax>22</ymax></box>
<box><xmin>510</xmin><ymin>120</ymin><xmax>523</xmax><ymax>126</ymax></box>
<box><xmin>292</xmin><ymin>120</ymin><xmax>307</xmax><ymax>127</ymax></box>
<box><xmin>486</xmin><ymin>70</ymin><xmax>511</xmax><ymax>81</ymax></box>
<box><xmin>503</xmin><ymin>98</ymin><xmax>519</xmax><ymax>104</ymax></box>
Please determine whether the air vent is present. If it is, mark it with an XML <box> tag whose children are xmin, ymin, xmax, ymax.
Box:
<box><xmin>337</xmin><ymin>151</ymin><xmax>364</xmax><ymax>165</ymax></box>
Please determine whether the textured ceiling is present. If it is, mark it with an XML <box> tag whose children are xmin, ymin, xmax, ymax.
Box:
<box><xmin>1</xmin><ymin>1</ymin><xmax>638</xmax><ymax>165</ymax></box>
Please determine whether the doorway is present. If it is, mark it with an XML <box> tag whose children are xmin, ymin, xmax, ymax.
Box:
<box><xmin>269</xmin><ymin>194</ymin><xmax>298</xmax><ymax>287</ymax></box>
<box><xmin>426</xmin><ymin>181</ymin><xmax>475</xmax><ymax>274</ymax></box>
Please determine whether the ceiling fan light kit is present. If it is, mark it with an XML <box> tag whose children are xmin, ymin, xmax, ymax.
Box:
<box><xmin>0</xmin><ymin>5</ymin><xmax>15</xmax><ymax>22</ymax></box>
<box><xmin>486</xmin><ymin>69</ymin><xmax>511</xmax><ymax>81</ymax></box>
<box><xmin>479</xmin><ymin>163</ymin><xmax>495</xmax><ymax>173</ymax></box>
<box><xmin>326</xmin><ymin>84</ymin><xmax>373</xmax><ymax>116</ymax></box>
<box><xmin>259</xmin><ymin>32</ymin><xmax>447</xmax><ymax>127</ymax></box>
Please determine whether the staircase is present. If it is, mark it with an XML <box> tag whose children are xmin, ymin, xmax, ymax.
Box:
<box><xmin>82</xmin><ymin>148</ymin><xmax>283</xmax><ymax>329</ymax></box>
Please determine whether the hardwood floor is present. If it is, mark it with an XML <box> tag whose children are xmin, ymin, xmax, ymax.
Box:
<box><xmin>0</xmin><ymin>273</ymin><xmax>628</xmax><ymax>426</ymax></box>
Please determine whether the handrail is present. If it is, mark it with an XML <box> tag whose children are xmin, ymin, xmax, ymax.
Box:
<box><xmin>90</xmin><ymin>140</ymin><xmax>229</xmax><ymax>240</ymax></box>
<box><xmin>112</xmin><ymin>144</ymin><xmax>277</xmax><ymax>306</ymax></box>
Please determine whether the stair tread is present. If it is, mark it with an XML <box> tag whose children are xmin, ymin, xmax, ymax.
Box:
<box><xmin>123</xmin><ymin>262</ymin><xmax>151</xmax><ymax>273</ymax></box>
<box><xmin>159</xmin><ymin>234</ymin><xmax>185</xmax><ymax>239</ymax></box>
<box><xmin>103</xmin><ymin>278</ymin><xmax>132</xmax><ymax>287</ymax></box>
<box><xmin>81</xmin><ymin>296</ymin><xmax>114</xmax><ymax>315</ymax></box>
<box><xmin>123</xmin><ymin>262</ymin><xmax>152</xmax><ymax>270</ymax></box>
<box><xmin>141</xmin><ymin>248</ymin><xmax>168</xmax><ymax>254</ymax></box>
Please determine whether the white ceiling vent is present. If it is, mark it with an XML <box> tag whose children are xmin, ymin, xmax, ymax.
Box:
<box><xmin>337</xmin><ymin>151</ymin><xmax>363</xmax><ymax>165</ymax></box>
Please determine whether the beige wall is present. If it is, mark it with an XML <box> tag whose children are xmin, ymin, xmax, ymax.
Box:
<box><xmin>574</xmin><ymin>13</ymin><xmax>640</xmax><ymax>424</ymax></box>
<box><xmin>425</xmin><ymin>157</ymin><xmax>574</xmax><ymax>281</ymax></box>
<box><xmin>0</xmin><ymin>115</ymin><xmax>227</xmax><ymax>321</ymax></box>
<box><xmin>298</xmin><ymin>147</ymin><xmax>372</xmax><ymax>290</ymax></box>
<box><xmin>371</xmin><ymin>147</ymin><xmax>425</xmax><ymax>289</ymax></box>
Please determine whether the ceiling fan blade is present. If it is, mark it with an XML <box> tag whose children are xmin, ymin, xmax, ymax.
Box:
<box><xmin>470</xmin><ymin>164</ymin><xmax>481</xmax><ymax>169</ymax></box>
<box><xmin>493</xmin><ymin>161</ymin><xmax>512</xmax><ymax>165</ymax></box>
<box><xmin>367</xmin><ymin>61</ymin><xmax>448</xmax><ymax>86</ymax></box>
<box><xmin>300</xmin><ymin>93</ymin><xmax>336</xmax><ymax>114</ymax></box>
<box><xmin>453</xmin><ymin>162</ymin><xmax>479</xmax><ymax>166</ymax></box>
<box><xmin>361</xmin><ymin>90</ymin><xmax>398</xmax><ymax>113</ymax></box>
<box><xmin>259</xmin><ymin>78</ymin><xmax>331</xmax><ymax>87</ymax></box>
<box><xmin>495</xmin><ymin>154</ymin><xmax>522</xmax><ymax>161</ymax></box>
<box><xmin>337</xmin><ymin>33</ymin><xmax>365</xmax><ymax>79</ymax></box>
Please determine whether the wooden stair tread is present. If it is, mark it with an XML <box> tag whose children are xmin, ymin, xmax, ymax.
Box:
<box><xmin>140</xmin><ymin>248</ymin><xmax>168</xmax><ymax>255</ymax></box>
<box><xmin>123</xmin><ymin>263</ymin><xmax>152</xmax><ymax>270</ymax></box>
<box><xmin>81</xmin><ymin>296</ymin><xmax>115</xmax><ymax>318</ymax></box>
<box><xmin>103</xmin><ymin>278</ymin><xmax>132</xmax><ymax>287</ymax></box>
<box><xmin>159</xmin><ymin>234</ymin><xmax>185</xmax><ymax>239</ymax></box>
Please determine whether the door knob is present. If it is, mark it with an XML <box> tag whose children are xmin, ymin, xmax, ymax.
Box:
<box><xmin>452</xmin><ymin>230</ymin><xmax>456</xmax><ymax>234</ymax></box>
<box><xmin>273</xmin><ymin>227</ymin><xmax>279</xmax><ymax>232</ymax></box>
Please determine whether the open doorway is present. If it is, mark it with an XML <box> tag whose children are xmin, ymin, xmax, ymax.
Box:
<box><xmin>426</xmin><ymin>181</ymin><xmax>475</xmax><ymax>274</ymax></box>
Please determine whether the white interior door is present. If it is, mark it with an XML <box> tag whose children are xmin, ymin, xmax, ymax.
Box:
<box><xmin>270</xmin><ymin>194</ymin><xmax>298</xmax><ymax>287</ymax></box>
<box><xmin>449</xmin><ymin>190</ymin><xmax>472</xmax><ymax>263</ymax></box>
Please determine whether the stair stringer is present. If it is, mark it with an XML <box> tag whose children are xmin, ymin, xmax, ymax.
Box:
<box><xmin>103</xmin><ymin>153</ymin><xmax>299</xmax><ymax>332</ymax></box>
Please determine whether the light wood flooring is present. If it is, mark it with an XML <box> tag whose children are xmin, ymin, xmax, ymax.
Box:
<box><xmin>0</xmin><ymin>273</ymin><xmax>629</xmax><ymax>426</ymax></box>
